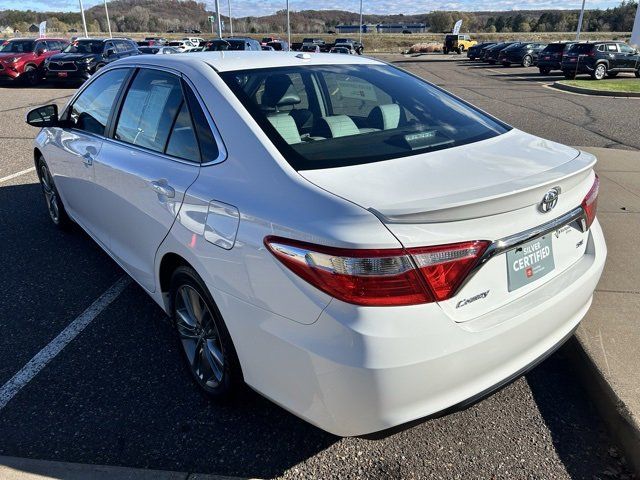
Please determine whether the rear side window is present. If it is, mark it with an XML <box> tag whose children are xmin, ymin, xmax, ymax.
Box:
<box><xmin>69</xmin><ymin>68</ymin><xmax>129</xmax><ymax>136</ymax></box>
<box><xmin>184</xmin><ymin>83</ymin><xmax>220</xmax><ymax>162</ymax></box>
<box><xmin>165</xmin><ymin>102</ymin><xmax>199</xmax><ymax>162</ymax></box>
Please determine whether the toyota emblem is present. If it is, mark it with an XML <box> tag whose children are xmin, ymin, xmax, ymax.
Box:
<box><xmin>539</xmin><ymin>187</ymin><xmax>560</xmax><ymax>213</ymax></box>
<box><xmin>57</xmin><ymin>61</ymin><xmax>63</xmax><ymax>65</ymax></box>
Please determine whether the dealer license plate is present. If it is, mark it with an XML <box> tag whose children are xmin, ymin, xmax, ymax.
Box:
<box><xmin>506</xmin><ymin>235</ymin><xmax>555</xmax><ymax>292</ymax></box>
<box><xmin>57</xmin><ymin>72</ymin><xmax>68</xmax><ymax>77</ymax></box>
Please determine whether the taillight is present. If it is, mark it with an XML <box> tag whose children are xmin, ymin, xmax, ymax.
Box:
<box><xmin>264</xmin><ymin>236</ymin><xmax>489</xmax><ymax>307</ymax></box>
<box><xmin>581</xmin><ymin>174</ymin><xmax>599</xmax><ymax>229</ymax></box>
<box><xmin>408</xmin><ymin>241</ymin><xmax>490</xmax><ymax>301</ymax></box>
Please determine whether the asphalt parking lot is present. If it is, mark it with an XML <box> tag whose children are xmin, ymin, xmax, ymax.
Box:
<box><xmin>0</xmin><ymin>57</ymin><xmax>636</xmax><ymax>479</ymax></box>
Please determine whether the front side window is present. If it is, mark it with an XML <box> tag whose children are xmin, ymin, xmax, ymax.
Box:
<box><xmin>619</xmin><ymin>44</ymin><xmax>635</xmax><ymax>54</ymax></box>
<box><xmin>69</xmin><ymin>68</ymin><xmax>129</xmax><ymax>136</ymax></box>
<box><xmin>607</xmin><ymin>44</ymin><xmax>618</xmax><ymax>52</ymax></box>
<box><xmin>221</xmin><ymin>65</ymin><xmax>510</xmax><ymax>170</ymax></box>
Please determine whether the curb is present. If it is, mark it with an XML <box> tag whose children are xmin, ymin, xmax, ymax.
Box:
<box><xmin>553</xmin><ymin>81</ymin><xmax>640</xmax><ymax>97</ymax></box>
<box><xmin>564</xmin><ymin>336</ymin><xmax>640</xmax><ymax>476</ymax></box>
<box><xmin>0</xmin><ymin>456</ymin><xmax>252</xmax><ymax>480</ymax></box>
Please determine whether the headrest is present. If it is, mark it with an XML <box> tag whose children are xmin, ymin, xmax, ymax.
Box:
<box><xmin>368</xmin><ymin>104</ymin><xmax>401</xmax><ymax>130</ymax></box>
<box><xmin>262</xmin><ymin>74</ymin><xmax>301</xmax><ymax>109</ymax></box>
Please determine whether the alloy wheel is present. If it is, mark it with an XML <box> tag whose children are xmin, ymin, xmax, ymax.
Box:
<box><xmin>594</xmin><ymin>64</ymin><xmax>606</xmax><ymax>80</ymax></box>
<box><xmin>39</xmin><ymin>163</ymin><xmax>60</xmax><ymax>223</ymax></box>
<box><xmin>523</xmin><ymin>55</ymin><xmax>532</xmax><ymax>67</ymax></box>
<box><xmin>175</xmin><ymin>285</ymin><xmax>225</xmax><ymax>391</ymax></box>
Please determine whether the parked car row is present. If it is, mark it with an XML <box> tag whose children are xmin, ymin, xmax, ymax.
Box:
<box><xmin>291</xmin><ymin>37</ymin><xmax>364</xmax><ymax>55</ymax></box>
<box><xmin>468</xmin><ymin>40</ymin><xmax>640</xmax><ymax>80</ymax></box>
<box><xmin>0</xmin><ymin>35</ymin><xmax>297</xmax><ymax>87</ymax></box>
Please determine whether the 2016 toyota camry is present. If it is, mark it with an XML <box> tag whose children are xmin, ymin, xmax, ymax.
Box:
<box><xmin>26</xmin><ymin>52</ymin><xmax>606</xmax><ymax>436</ymax></box>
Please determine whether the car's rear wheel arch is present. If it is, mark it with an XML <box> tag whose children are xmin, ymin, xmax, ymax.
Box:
<box><xmin>159</xmin><ymin>252</ymin><xmax>191</xmax><ymax>298</ymax></box>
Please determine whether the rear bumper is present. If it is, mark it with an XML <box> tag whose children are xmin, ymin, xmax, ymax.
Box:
<box><xmin>221</xmin><ymin>220</ymin><xmax>607</xmax><ymax>436</ymax></box>
<box><xmin>537</xmin><ymin>59</ymin><xmax>562</xmax><ymax>70</ymax></box>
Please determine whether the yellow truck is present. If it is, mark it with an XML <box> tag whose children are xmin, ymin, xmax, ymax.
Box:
<box><xmin>443</xmin><ymin>34</ymin><xmax>477</xmax><ymax>54</ymax></box>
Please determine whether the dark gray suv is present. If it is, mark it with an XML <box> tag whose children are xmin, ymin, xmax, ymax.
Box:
<box><xmin>562</xmin><ymin>42</ymin><xmax>640</xmax><ymax>80</ymax></box>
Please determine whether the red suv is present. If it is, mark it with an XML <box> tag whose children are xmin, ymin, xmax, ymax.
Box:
<box><xmin>0</xmin><ymin>38</ymin><xmax>67</xmax><ymax>85</ymax></box>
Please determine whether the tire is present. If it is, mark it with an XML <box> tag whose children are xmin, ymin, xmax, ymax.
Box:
<box><xmin>522</xmin><ymin>55</ymin><xmax>533</xmax><ymax>68</ymax></box>
<box><xmin>443</xmin><ymin>48</ymin><xmax>449</xmax><ymax>55</ymax></box>
<box><xmin>170</xmin><ymin>265</ymin><xmax>243</xmax><ymax>399</ymax></box>
<box><xmin>459</xmin><ymin>46</ymin><xmax>465</xmax><ymax>53</ymax></box>
<box><xmin>636</xmin><ymin>69</ymin><xmax>640</xmax><ymax>78</ymax></box>
<box><xmin>455</xmin><ymin>48</ymin><xmax>461</xmax><ymax>54</ymax></box>
<box><xmin>539</xmin><ymin>67</ymin><xmax>551</xmax><ymax>75</ymax></box>
<box><xmin>37</xmin><ymin>157</ymin><xmax>71</xmax><ymax>229</ymax></box>
<box><xmin>592</xmin><ymin>63</ymin><xmax>607</xmax><ymax>80</ymax></box>
<box><xmin>23</xmin><ymin>64</ymin><xmax>40</xmax><ymax>86</ymax></box>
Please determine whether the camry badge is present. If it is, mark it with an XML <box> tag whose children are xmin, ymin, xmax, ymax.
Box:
<box><xmin>539</xmin><ymin>187</ymin><xmax>560</xmax><ymax>213</ymax></box>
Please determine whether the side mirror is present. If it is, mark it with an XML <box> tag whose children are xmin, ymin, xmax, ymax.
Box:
<box><xmin>105</xmin><ymin>48</ymin><xmax>115</xmax><ymax>57</ymax></box>
<box><xmin>26</xmin><ymin>104</ymin><xmax>59</xmax><ymax>128</ymax></box>
<box><xmin>36</xmin><ymin>47</ymin><xmax>46</xmax><ymax>56</ymax></box>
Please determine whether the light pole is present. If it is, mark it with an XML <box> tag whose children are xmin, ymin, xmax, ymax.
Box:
<box><xmin>359</xmin><ymin>0</ymin><xmax>363</xmax><ymax>44</ymax></box>
<box><xmin>227</xmin><ymin>0</ymin><xmax>233</xmax><ymax>36</ymax></box>
<box><xmin>214</xmin><ymin>0</ymin><xmax>223</xmax><ymax>39</ymax></box>
<box><xmin>104</xmin><ymin>0</ymin><xmax>112</xmax><ymax>38</ymax></box>
<box><xmin>78</xmin><ymin>0</ymin><xmax>88</xmax><ymax>37</ymax></box>
<box><xmin>286</xmin><ymin>0</ymin><xmax>291</xmax><ymax>51</ymax></box>
<box><xmin>576</xmin><ymin>0</ymin><xmax>586</xmax><ymax>41</ymax></box>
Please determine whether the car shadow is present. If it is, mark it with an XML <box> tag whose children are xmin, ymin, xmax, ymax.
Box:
<box><xmin>525</xmin><ymin>338</ymin><xmax>631</xmax><ymax>478</ymax></box>
<box><xmin>0</xmin><ymin>181</ymin><xmax>339</xmax><ymax>478</ymax></box>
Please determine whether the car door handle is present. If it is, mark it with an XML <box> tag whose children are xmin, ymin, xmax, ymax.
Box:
<box><xmin>150</xmin><ymin>180</ymin><xmax>175</xmax><ymax>198</ymax></box>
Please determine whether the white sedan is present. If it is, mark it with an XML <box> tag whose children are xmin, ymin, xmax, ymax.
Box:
<box><xmin>26</xmin><ymin>52</ymin><xmax>606</xmax><ymax>436</ymax></box>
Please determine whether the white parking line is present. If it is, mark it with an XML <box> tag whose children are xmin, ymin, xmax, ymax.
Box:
<box><xmin>0</xmin><ymin>276</ymin><xmax>131</xmax><ymax>411</ymax></box>
<box><xmin>0</xmin><ymin>167</ymin><xmax>36</xmax><ymax>184</ymax></box>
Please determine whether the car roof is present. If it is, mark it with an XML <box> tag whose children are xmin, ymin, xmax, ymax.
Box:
<box><xmin>114</xmin><ymin>51</ymin><xmax>381</xmax><ymax>72</ymax></box>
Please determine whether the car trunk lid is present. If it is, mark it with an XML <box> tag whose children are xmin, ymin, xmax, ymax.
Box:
<box><xmin>299</xmin><ymin>129</ymin><xmax>596</xmax><ymax>321</ymax></box>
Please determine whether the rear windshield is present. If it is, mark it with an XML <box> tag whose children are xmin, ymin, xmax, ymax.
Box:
<box><xmin>0</xmin><ymin>40</ymin><xmax>34</xmax><ymax>53</ymax></box>
<box><xmin>220</xmin><ymin>64</ymin><xmax>510</xmax><ymax>170</ymax></box>
<box><xmin>570</xmin><ymin>44</ymin><xmax>595</xmax><ymax>53</ymax></box>
<box><xmin>63</xmin><ymin>40</ymin><xmax>103</xmax><ymax>54</ymax></box>
<box><xmin>544</xmin><ymin>43</ymin><xmax>568</xmax><ymax>52</ymax></box>
<box><xmin>206</xmin><ymin>40</ymin><xmax>246</xmax><ymax>51</ymax></box>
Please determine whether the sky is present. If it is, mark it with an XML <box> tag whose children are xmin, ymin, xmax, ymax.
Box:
<box><xmin>0</xmin><ymin>0</ymin><xmax>624</xmax><ymax>17</ymax></box>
